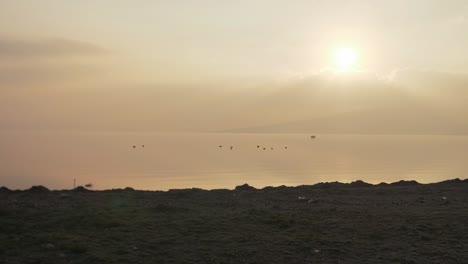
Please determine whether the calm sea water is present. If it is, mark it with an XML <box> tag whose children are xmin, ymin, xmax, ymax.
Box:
<box><xmin>1</xmin><ymin>131</ymin><xmax>468</xmax><ymax>190</ymax></box>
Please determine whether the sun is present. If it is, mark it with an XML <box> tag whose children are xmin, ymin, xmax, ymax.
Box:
<box><xmin>334</xmin><ymin>47</ymin><xmax>357</xmax><ymax>70</ymax></box>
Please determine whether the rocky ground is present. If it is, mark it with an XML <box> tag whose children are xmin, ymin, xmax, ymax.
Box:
<box><xmin>1</xmin><ymin>179</ymin><xmax>468</xmax><ymax>264</ymax></box>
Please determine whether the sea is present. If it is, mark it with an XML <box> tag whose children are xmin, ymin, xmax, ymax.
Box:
<box><xmin>1</xmin><ymin>131</ymin><xmax>468</xmax><ymax>190</ymax></box>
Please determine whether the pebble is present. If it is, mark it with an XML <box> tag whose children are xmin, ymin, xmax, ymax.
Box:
<box><xmin>43</xmin><ymin>243</ymin><xmax>55</xmax><ymax>249</ymax></box>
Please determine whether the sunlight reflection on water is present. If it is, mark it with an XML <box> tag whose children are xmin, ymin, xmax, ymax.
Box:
<box><xmin>1</xmin><ymin>131</ymin><xmax>468</xmax><ymax>190</ymax></box>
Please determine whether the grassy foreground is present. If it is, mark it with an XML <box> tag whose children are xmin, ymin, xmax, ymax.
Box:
<box><xmin>1</xmin><ymin>180</ymin><xmax>468</xmax><ymax>264</ymax></box>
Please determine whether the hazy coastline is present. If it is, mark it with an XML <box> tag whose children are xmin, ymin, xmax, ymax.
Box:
<box><xmin>2</xmin><ymin>178</ymin><xmax>468</xmax><ymax>192</ymax></box>
<box><xmin>3</xmin><ymin>132</ymin><xmax>468</xmax><ymax>191</ymax></box>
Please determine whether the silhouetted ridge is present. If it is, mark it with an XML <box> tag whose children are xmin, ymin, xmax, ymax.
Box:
<box><xmin>349</xmin><ymin>180</ymin><xmax>373</xmax><ymax>187</ymax></box>
<box><xmin>28</xmin><ymin>185</ymin><xmax>50</xmax><ymax>193</ymax></box>
<box><xmin>7</xmin><ymin>178</ymin><xmax>468</xmax><ymax>193</ymax></box>
<box><xmin>390</xmin><ymin>180</ymin><xmax>420</xmax><ymax>186</ymax></box>
<box><xmin>313</xmin><ymin>182</ymin><xmax>346</xmax><ymax>188</ymax></box>
<box><xmin>235</xmin><ymin>184</ymin><xmax>257</xmax><ymax>191</ymax></box>
<box><xmin>73</xmin><ymin>186</ymin><xmax>89</xmax><ymax>192</ymax></box>
<box><xmin>167</xmin><ymin>188</ymin><xmax>204</xmax><ymax>198</ymax></box>
<box><xmin>0</xmin><ymin>186</ymin><xmax>11</xmax><ymax>193</ymax></box>
<box><xmin>168</xmin><ymin>188</ymin><xmax>203</xmax><ymax>193</ymax></box>
<box><xmin>438</xmin><ymin>178</ymin><xmax>464</xmax><ymax>184</ymax></box>
<box><xmin>262</xmin><ymin>186</ymin><xmax>277</xmax><ymax>191</ymax></box>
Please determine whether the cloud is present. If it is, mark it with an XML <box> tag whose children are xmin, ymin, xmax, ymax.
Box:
<box><xmin>0</xmin><ymin>36</ymin><xmax>105</xmax><ymax>60</ymax></box>
<box><xmin>446</xmin><ymin>15</ymin><xmax>466</xmax><ymax>26</ymax></box>
<box><xmin>388</xmin><ymin>69</ymin><xmax>468</xmax><ymax>93</ymax></box>
<box><xmin>0</xmin><ymin>63</ymin><xmax>102</xmax><ymax>86</ymax></box>
<box><xmin>2</xmin><ymin>66</ymin><xmax>468</xmax><ymax>133</ymax></box>
<box><xmin>0</xmin><ymin>36</ymin><xmax>108</xmax><ymax>86</ymax></box>
<box><xmin>221</xmin><ymin>69</ymin><xmax>468</xmax><ymax>134</ymax></box>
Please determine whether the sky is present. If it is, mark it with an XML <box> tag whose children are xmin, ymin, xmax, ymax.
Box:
<box><xmin>2</xmin><ymin>0</ymin><xmax>468</xmax><ymax>133</ymax></box>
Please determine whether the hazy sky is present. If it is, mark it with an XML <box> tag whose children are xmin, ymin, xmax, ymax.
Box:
<box><xmin>2</xmin><ymin>0</ymin><xmax>468</xmax><ymax>132</ymax></box>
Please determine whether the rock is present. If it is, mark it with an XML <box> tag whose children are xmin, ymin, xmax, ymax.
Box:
<box><xmin>43</xmin><ymin>243</ymin><xmax>55</xmax><ymax>249</ymax></box>
<box><xmin>168</xmin><ymin>188</ymin><xmax>203</xmax><ymax>193</ymax></box>
<box><xmin>349</xmin><ymin>180</ymin><xmax>373</xmax><ymax>188</ymax></box>
<box><xmin>73</xmin><ymin>186</ymin><xmax>88</xmax><ymax>192</ymax></box>
<box><xmin>0</xmin><ymin>186</ymin><xmax>11</xmax><ymax>193</ymax></box>
<box><xmin>235</xmin><ymin>184</ymin><xmax>256</xmax><ymax>191</ymax></box>
<box><xmin>390</xmin><ymin>180</ymin><xmax>419</xmax><ymax>186</ymax></box>
<box><xmin>314</xmin><ymin>182</ymin><xmax>346</xmax><ymax>189</ymax></box>
<box><xmin>28</xmin><ymin>186</ymin><xmax>50</xmax><ymax>193</ymax></box>
<box><xmin>59</xmin><ymin>193</ymin><xmax>71</xmax><ymax>198</ymax></box>
<box><xmin>439</xmin><ymin>178</ymin><xmax>463</xmax><ymax>184</ymax></box>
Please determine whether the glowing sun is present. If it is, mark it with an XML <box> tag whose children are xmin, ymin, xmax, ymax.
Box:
<box><xmin>334</xmin><ymin>47</ymin><xmax>357</xmax><ymax>70</ymax></box>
